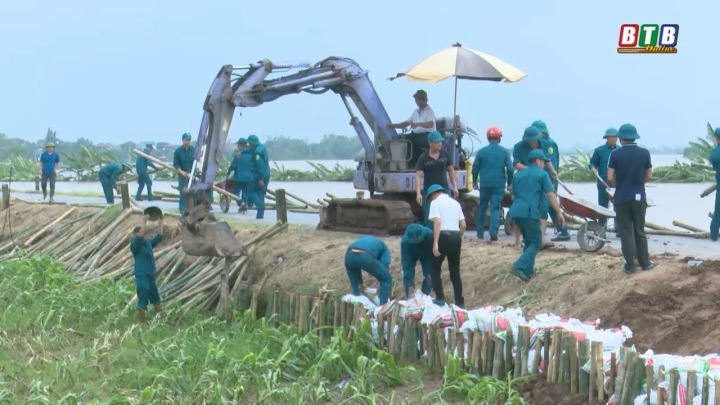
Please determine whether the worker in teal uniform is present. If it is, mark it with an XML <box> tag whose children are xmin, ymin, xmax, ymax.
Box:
<box><xmin>173</xmin><ymin>133</ymin><xmax>196</xmax><ymax>214</ymax></box>
<box><xmin>345</xmin><ymin>236</ymin><xmax>392</xmax><ymax>305</ymax></box>
<box><xmin>710</xmin><ymin>128</ymin><xmax>720</xmax><ymax>241</ymax></box>
<box><xmin>98</xmin><ymin>162</ymin><xmax>132</xmax><ymax>204</ymax></box>
<box><xmin>532</xmin><ymin>120</ymin><xmax>570</xmax><ymax>242</ymax></box>
<box><xmin>227</xmin><ymin>138</ymin><xmax>253</xmax><ymax>213</ymax></box>
<box><xmin>508</xmin><ymin>148</ymin><xmax>565</xmax><ymax>282</ymax></box>
<box><xmin>38</xmin><ymin>142</ymin><xmax>60</xmax><ymax>202</ymax></box>
<box><xmin>247</xmin><ymin>135</ymin><xmax>270</xmax><ymax>219</ymax></box>
<box><xmin>401</xmin><ymin>223</ymin><xmax>434</xmax><ymax>298</ymax></box>
<box><xmin>135</xmin><ymin>143</ymin><xmax>158</xmax><ymax>201</ymax></box>
<box><xmin>512</xmin><ymin>126</ymin><xmax>554</xmax><ymax>250</ymax></box>
<box><xmin>130</xmin><ymin>214</ymin><xmax>164</xmax><ymax>325</ymax></box>
<box><xmin>472</xmin><ymin>125</ymin><xmax>513</xmax><ymax>242</ymax></box>
<box><xmin>588</xmin><ymin>128</ymin><xmax>621</xmax><ymax>226</ymax></box>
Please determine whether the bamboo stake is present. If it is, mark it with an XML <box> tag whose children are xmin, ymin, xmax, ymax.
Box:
<box><xmin>589</xmin><ymin>342</ymin><xmax>598</xmax><ymax>401</ymax></box>
<box><xmin>595</xmin><ymin>342</ymin><xmax>604</xmax><ymax>402</ymax></box>
<box><xmin>482</xmin><ymin>331</ymin><xmax>490</xmax><ymax>375</ymax></box>
<box><xmin>620</xmin><ymin>350</ymin><xmax>638</xmax><ymax>405</ymax></box>
<box><xmin>472</xmin><ymin>331</ymin><xmax>482</xmax><ymax>374</ymax></box>
<box><xmin>569</xmin><ymin>335</ymin><xmax>579</xmax><ymax>393</ymax></box>
<box><xmin>457</xmin><ymin>331</ymin><xmax>465</xmax><ymax>370</ymax></box>
<box><xmin>646</xmin><ymin>364</ymin><xmax>654</xmax><ymax>405</ymax></box>
<box><xmin>436</xmin><ymin>328</ymin><xmax>448</xmax><ymax>371</ymax></box>
<box><xmin>427</xmin><ymin>325</ymin><xmax>436</xmax><ymax>368</ymax></box>
<box><xmin>701</xmin><ymin>375</ymin><xmax>709</xmax><ymax>405</ymax></box>
<box><xmin>25</xmin><ymin>207</ymin><xmax>77</xmax><ymax>246</ymax></box>
<box><xmin>486</xmin><ymin>334</ymin><xmax>495</xmax><ymax>376</ymax></box>
<box><xmin>714</xmin><ymin>377</ymin><xmax>720</xmax><ymax>405</ymax></box>
<box><xmin>672</xmin><ymin>220</ymin><xmax>706</xmax><ymax>233</ymax></box>
<box><xmin>610</xmin><ymin>351</ymin><xmax>617</xmax><ymax>397</ymax></box>
<box><xmin>514</xmin><ymin>326</ymin><xmax>526</xmax><ymax>379</ymax></box>
<box><xmin>377</xmin><ymin>313</ymin><xmax>386</xmax><ymax>350</ymax></box>
<box><xmin>578</xmin><ymin>339</ymin><xmax>591</xmax><ymax>396</ymax></box>
<box><xmin>686</xmin><ymin>370</ymin><xmax>697</xmax><ymax>405</ymax></box>
<box><xmin>505</xmin><ymin>328</ymin><xmax>514</xmax><ymax>378</ymax></box>
<box><xmin>388</xmin><ymin>305</ymin><xmax>399</xmax><ymax>355</ymax></box>
<box><xmin>657</xmin><ymin>366</ymin><xmax>665</xmax><ymax>405</ymax></box>
<box><xmin>492</xmin><ymin>336</ymin><xmax>504</xmax><ymax>380</ymax></box>
<box><xmin>532</xmin><ymin>339</ymin><xmax>542</xmax><ymax>375</ymax></box>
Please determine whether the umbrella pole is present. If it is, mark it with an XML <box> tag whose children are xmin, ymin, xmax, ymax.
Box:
<box><xmin>451</xmin><ymin>76</ymin><xmax>459</xmax><ymax>166</ymax></box>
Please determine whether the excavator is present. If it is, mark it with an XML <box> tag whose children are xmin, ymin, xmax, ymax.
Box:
<box><xmin>180</xmin><ymin>57</ymin><xmax>481</xmax><ymax>257</ymax></box>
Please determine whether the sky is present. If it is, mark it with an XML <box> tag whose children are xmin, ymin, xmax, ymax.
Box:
<box><xmin>0</xmin><ymin>0</ymin><xmax>717</xmax><ymax>150</ymax></box>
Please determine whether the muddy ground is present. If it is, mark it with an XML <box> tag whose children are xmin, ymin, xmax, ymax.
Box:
<box><xmin>2</xmin><ymin>201</ymin><xmax>720</xmax><ymax>402</ymax></box>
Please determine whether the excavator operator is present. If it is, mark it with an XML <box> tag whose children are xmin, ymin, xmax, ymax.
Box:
<box><xmin>387</xmin><ymin>89</ymin><xmax>436</xmax><ymax>167</ymax></box>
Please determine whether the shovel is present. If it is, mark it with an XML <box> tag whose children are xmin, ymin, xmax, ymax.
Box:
<box><xmin>555</xmin><ymin>178</ymin><xmax>574</xmax><ymax>195</ymax></box>
<box><xmin>594</xmin><ymin>173</ymin><xmax>615</xmax><ymax>202</ymax></box>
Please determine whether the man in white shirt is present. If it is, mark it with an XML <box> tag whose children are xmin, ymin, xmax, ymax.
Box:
<box><xmin>387</xmin><ymin>90</ymin><xmax>437</xmax><ymax>166</ymax></box>
<box><xmin>426</xmin><ymin>184</ymin><xmax>466</xmax><ymax>308</ymax></box>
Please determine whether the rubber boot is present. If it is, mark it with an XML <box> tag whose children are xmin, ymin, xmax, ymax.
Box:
<box><xmin>49</xmin><ymin>188</ymin><xmax>55</xmax><ymax>203</ymax></box>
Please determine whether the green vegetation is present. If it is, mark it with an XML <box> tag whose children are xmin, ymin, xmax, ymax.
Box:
<box><xmin>558</xmin><ymin>122</ymin><xmax>718</xmax><ymax>183</ymax></box>
<box><xmin>0</xmin><ymin>256</ymin><xmax>528</xmax><ymax>404</ymax></box>
<box><xmin>271</xmin><ymin>161</ymin><xmax>353</xmax><ymax>181</ymax></box>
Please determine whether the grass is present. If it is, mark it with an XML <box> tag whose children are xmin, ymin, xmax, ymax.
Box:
<box><xmin>0</xmin><ymin>256</ymin><xmax>529</xmax><ymax>404</ymax></box>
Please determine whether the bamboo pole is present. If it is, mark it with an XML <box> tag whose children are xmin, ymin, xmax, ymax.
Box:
<box><xmin>492</xmin><ymin>336</ymin><xmax>504</xmax><ymax>380</ymax></box>
<box><xmin>672</xmin><ymin>220</ymin><xmax>705</xmax><ymax>233</ymax></box>
<box><xmin>25</xmin><ymin>207</ymin><xmax>77</xmax><ymax>246</ymax></box>
<box><xmin>701</xmin><ymin>375</ymin><xmax>709</xmax><ymax>405</ymax></box>
<box><xmin>700</xmin><ymin>184</ymin><xmax>716</xmax><ymax>198</ymax></box>
<box><xmin>657</xmin><ymin>366</ymin><xmax>665</xmax><ymax>405</ymax></box>
<box><xmin>595</xmin><ymin>342</ymin><xmax>604</xmax><ymax>403</ymax></box>
<box><xmin>686</xmin><ymin>370</ymin><xmax>697</xmax><ymax>405</ymax></box>
<box><xmin>569</xmin><ymin>335</ymin><xmax>579</xmax><ymax>393</ymax></box>
<box><xmin>578</xmin><ymin>339</ymin><xmax>591</xmax><ymax>396</ymax></box>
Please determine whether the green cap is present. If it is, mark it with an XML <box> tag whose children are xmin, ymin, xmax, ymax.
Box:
<box><xmin>714</xmin><ymin>127</ymin><xmax>720</xmax><ymax>137</ymax></box>
<box><xmin>413</xmin><ymin>89</ymin><xmax>428</xmax><ymax>100</ymax></box>
<box><xmin>237</xmin><ymin>137</ymin><xmax>247</xmax><ymax>144</ymax></box>
<box><xmin>425</xmin><ymin>184</ymin><xmax>446</xmax><ymax>199</ymax></box>
<box><xmin>427</xmin><ymin>131</ymin><xmax>443</xmax><ymax>143</ymax></box>
<box><xmin>404</xmin><ymin>224</ymin><xmax>427</xmax><ymax>244</ymax></box>
<box><xmin>604</xmin><ymin>128</ymin><xmax>619</xmax><ymax>138</ymax></box>
<box><xmin>617</xmin><ymin>124</ymin><xmax>640</xmax><ymax>140</ymax></box>
<box><xmin>531</xmin><ymin>120</ymin><xmax>549</xmax><ymax>135</ymax></box>
<box><xmin>45</xmin><ymin>142</ymin><xmax>54</xmax><ymax>148</ymax></box>
<box><xmin>523</xmin><ymin>126</ymin><xmax>540</xmax><ymax>142</ymax></box>
<box><xmin>122</xmin><ymin>162</ymin><xmax>133</xmax><ymax>170</ymax></box>
<box><xmin>181</xmin><ymin>132</ymin><xmax>192</xmax><ymax>140</ymax></box>
<box><xmin>528</xmin><ymin>149</ymin><xmax>550</xmax><ymax>161</ymax></box>
<box><xmin>247</xmin><ymin>135</ymin><xmax>260</xmax><ymax>144</ymax></box>
<box><xmin>145</xmin><ymin>143</ymin><xmax>154</xmax><ymax>149</ymax></box>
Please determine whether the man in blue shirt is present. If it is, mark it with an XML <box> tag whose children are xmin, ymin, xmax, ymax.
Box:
<box><xmin>532</xmin><ymin>120</ymin><xmax>570</xmax><ymax>242</ymax></box>
<box><xmin>472</xmin><ymin>125</ymin><xmax>513</xmax><ymax>241</ymax></box>
<box><xmin>508</xmin><ymin>148</ymin><xmax>565</xmax><ymax>282</ymax></box>
<box><xmin>38</xmin><ymin>142</ymin><xmax>60</xmax><ymax>202</ymax></box>
<box><xmin>607</xmin><ymin>124</ymin><xmax>654</xmax><ymax>274</ymax></box>
<box><xmin>400</xmin><ymin>223</ymin><xmax>434</xmax><ymax>298</ymax></box>
<box><xmin>588</xmin><ymin>128</ymin><xmax>621</xmax><ymax>227</ymax></box>
<box><xmin>710</xmin><ymin>127</ymin><xmax>720</xmax><ymax>241</ymax></box>
<box><xmin>247</xmin><ymin>135</ymin><xmax>270</xmax><ymax>219</ymax></box>
<box><xmin>173</xmin><ymin>133</ymin><xmax>195</xmax><ymax>214</ymax></box>
<box><xmin>345</xmin><ymin>236</ymin><xmax>393</xmax><ymax>304</ymax></box>
<box><xmin>130</xmin><ymin>215</ymin><xmax>164</xmax><ymax>325</ymax></box>
<box><xmin>135</xmin><ymin>144</ymin><xmax>158</xmax><ymax>201</ymax></box>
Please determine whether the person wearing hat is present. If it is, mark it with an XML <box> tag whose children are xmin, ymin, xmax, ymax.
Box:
<box><xmin>532</xmin><ymin>120</ymin><xmax>570</xmax><ymax>242</ymax></box>
<box><xmin>387</xmin><ymin>89</ymin><xmax>437</xmax><ymax>167</ymax></box>
<box><xmin>589</xmin><ymin>128</ymin><xmax>621</xmax><ymax>224</ymax></box>
<box><xmin>512</xmin><ymin>126</ymin><xmax>555</xmax><ymax>250</ymax></box>
<box><xmin>472</xmin><ymin>126</ymin><xmax>513</xmax><ymax>242</ymax></box>
<box><xmin>98</xmin><ymin>162</ymin><xmax>133</xmax><ymax>204</ymax></box>
<box><xmin>38</xmin><ymin>142</ymin><xmax>60</xmax><ymax>202</ymax></box>
<box><xmin>710</xmin><ymin>128</ymin><xmax>720</xmax><ymax>241</ymax></box>
<box><xmin>226</xmin><ymin>138</ymin><xmax>253</xmax><ymax>213</ymax></box>
<box><xmin>247</xmin><ymin>134</ymin><xmax>270</xmax><ymax>219</ymax></box>
<box><xmin>130</xmin><ymin>214</ymin><xmax>164</xmax><ymax>326</ymax></box>
<box><xmin>135</xmin><ymin>143</ymin><xmax>158</xmax><ymax>201</ymax></box>
<box><xmin>415</xmin><ymin>131</ymin><xmax>458</xmax><ymax>227</ymax></box>
<box><xmin>606</xmin><ymin>123</ymin><xmax>654</xmax><ymax>274</ymax></box>
<box><xmin>173</xmin><ymin>132</ymin><xmax>196</xmax><ymax>214</ymax></box>
<box><xmin>401</xmin><ymin>223</ymin><xmax>434</xmax><ymax>298</ymax></box>
<box><xmin>508</xmin><ymin>149</ymin><xmax>565</xmax><ymax>282</ymax></box>
<box><xmin>344</xmin><ymin>236</ymin><xmax>393</xmax><ymax>305</ymax></box>
<box><xmin>427</xmin><ymin>184</ymin><xmax>466</xmax><ymax>307</ymax></box>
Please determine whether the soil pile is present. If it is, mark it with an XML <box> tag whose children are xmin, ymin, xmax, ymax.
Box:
<box><xmin>524</xmin><ymin>378</ymin><xmax>597</xmax><ymax>405</ymax></box>
<box><xmin>602</xmin><ymin>260</ymin><xmax>720</xmax><ymax>355</ymax></box>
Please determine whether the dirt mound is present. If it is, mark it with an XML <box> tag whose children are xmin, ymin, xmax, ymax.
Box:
<box><xmin>601</xmin><ymin>260</ymin><xmax>720</xmax><ymax>356</ymax></box>
<box><xmin>524</xmin><ymin>378</ymin><xmax>598</xmax><ymax>405</ymax></box>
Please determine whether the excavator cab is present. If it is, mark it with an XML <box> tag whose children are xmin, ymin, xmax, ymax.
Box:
<box><xmin>180</xmin><ymin>189</ymin><xmax>247</xmax><ymax>257</ymax></box>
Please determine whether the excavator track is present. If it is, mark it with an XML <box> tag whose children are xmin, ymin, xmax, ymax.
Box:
<box><xmin>318</xmin><ymin>198</ymin><xmax>415</xmax><ymax>236</ymax></box>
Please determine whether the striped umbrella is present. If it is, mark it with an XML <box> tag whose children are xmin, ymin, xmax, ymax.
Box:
<box><xmin>389</xmin><ymin>42</ymin><xmax>527</xmax><ymax>127</ymax></box>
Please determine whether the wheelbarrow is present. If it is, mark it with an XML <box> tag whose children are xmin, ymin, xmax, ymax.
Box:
<box><xmin>502</xmin><ymin>191</ymin><xmax>514</xmax><ymax>235</ymax></box>
<box><xmin>214</xmin><ymin>178</ymin><xmax>237</xmax><ymax>213</ymax></box>
<box><xmin>558</xmin><ymin>193</ymin><xmax>615</xmax><ymax>252</ymax></box>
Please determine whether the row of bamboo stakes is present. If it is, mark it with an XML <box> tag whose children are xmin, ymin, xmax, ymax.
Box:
<box><xmin>0</xmin><ymin>198</ymin><xmax>289</xmax><ymax>316</ymax></box>
<box><xmin>260</xmin><ymin>290</ymin><xmax>720</xmax><ymax>405</ymax></box>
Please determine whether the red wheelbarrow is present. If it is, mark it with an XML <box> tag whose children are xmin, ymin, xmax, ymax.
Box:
<box><xmin>214</xmin><ymin>178</ymin><xmax>238</xmax><ymax>213</ymax></box>
<box><xmin>558</xmin><ymin>194</ymin><xmax>615</xmax><ymax>252</ymax></box>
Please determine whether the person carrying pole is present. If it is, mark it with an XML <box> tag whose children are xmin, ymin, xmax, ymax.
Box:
<box><xmin>98</xmin><ymin>162</ymin><xmax>132</xmax><ymax>204</ymax></box>
<box><xmin>344</xmin><ymin>236</ymin><xmax>393</xmax><ymax>305</ymax></box>
<box><xmin>38</xmin><ymin>142</ymin><xmax>60</xmax><ymax>202</ymax></box>
<box><xmin>472</xmin><ymin>126</ymin><xmax>513</xmax><ymax>242</ymax></box>
<box><xmin>711</xmin><ymin>127</ymin><xmax>720</xmax><ymax>241</ymax></box>
<box><xmin>415</xmin><ymin>131</ymin><xmax>459</xmax><ymax>228</ymax></box>
<box><xmin>512</xmin><ymin>126</ymin><xmax>555</xmax><ymax>250</ymax></box>
<box><xmin>532</xmin><ymin>120</ymin><xmax>570</xmax><ymax>242</ymax></box>
<box><xmin>508</xmin><ymin>148</ymin><xmax>565</xmax><ymax>282</ymax></box>
<box><xmin>135</xmin><ymin>143</ymin><xmax>158</xmax><ymax>201</ymax></box>
<box><xmin>130</xmin><ymin>214</ymin><xmax>164</xmax><ymax>326</ymax></box>
<box><xmin>226</xmin><ymin>138</ymin><xmax>253</xmax><ymax>213</ymax></box>
<box><xmin>401</xmin><ymin>223</ymin><xmax>434</xmax><ymax>298</ymax></box>
<box><xmin>247</xmin><ymin>134</ymin><xmax>270</xmax><ymax>219</ymax></box>
<box><xmin>173</xmin><ymin>133</ymin><xmax>195</xmax><ymax>214</ymax></box>
<box><xmin>588</xmin><ymin>128</ymin><xmax>621</xmax><ymax>226</ymax></box>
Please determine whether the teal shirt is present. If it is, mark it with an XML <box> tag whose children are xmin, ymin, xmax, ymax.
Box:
<box><xmin>130</xmin><ymin>234</ymin><xmax>163</xmax><ymax>277</ymax></box>
<box><xmin>588</xmin><ymin>143</ymin><xmax>621</xmax><ymax>183</ymax></box>
<box><xmin>251</xmin><ymin>144</ymin><xmax>271</xmax><ymax>180</ymax></box>
<box><xmin>229</xmin><ymin>149</ymin><xmax>254</xmax><ymax>182</ymax></box>
<box><xmin>711</xmin><ymin>144</ymin><xmax>720</xmax><ymax>183</ymax></box>
<box><xmin>400</xmin><ymin>226</ymin><xmax>433</xmax><ymax>277</ymax></box>
<box><xmin>512</xmin><ymin>139</ymin><xmax>552</xmax><ymax>168</ymax></box>
<box><xmin>348</xmin><ymin>237</ymin><xmax>391</xmax><ymax>267</ymax></box>
<box><xmin>39</xmin><ymin>151</ymin><xmax>60</xmax><ymax>175</ymax></box>
<box><xmin>471</xmin><ymin>142</ymin><xmax>514</xmax><ymax>188</ymax></box>
<box><xmin>99</xmin><ymin>163</ymin><xmax>124</xmax><ymax>187</ymax></box>
<box><xmin>135</xmin><ymin>154</ymin><xmax>157</xmax><ymax>175</ymax></box>
<box><xmin>509</xmin><ymin>164</ymin><xmax>554</xmax><ymax>219</ymax></box>
<box><xmin>543</xmin><ymin>135</ymin><xmax>560</xmax><ymax>172</ymax></box>
<box><xmin>173</xmin><ymin>145</ymin><xmax>196</xmax><ymax>179</ymax></box>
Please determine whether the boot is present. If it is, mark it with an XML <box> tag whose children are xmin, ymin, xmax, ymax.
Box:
<box><xmin>49</xmin><ymin>188</ymin><xmax>55</xmax><ymax>203</ymax></box>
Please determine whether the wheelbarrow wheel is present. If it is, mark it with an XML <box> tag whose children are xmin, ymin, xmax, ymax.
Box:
<box><xmin>577</xmin><ymin>221</ymin><xmax>606</xmax><ymax>252</ymax></box>
<box><xmin>219</xmin><ymin>195</ymin><xmax>230</xmax><ymax>213</ymax></box>
<box><xmin>504</xmin><ymin>212</ymin><xmax>513</xmax><ymax>236</ymax></box>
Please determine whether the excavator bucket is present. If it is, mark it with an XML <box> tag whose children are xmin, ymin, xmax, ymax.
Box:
<box><xmin>180</xmin><ymin>191</ymin><xmax>247</xmax><ymax>257</ymax></box>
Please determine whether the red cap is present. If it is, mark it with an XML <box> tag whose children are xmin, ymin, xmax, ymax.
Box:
<box><xmin>486</xmin><ymin>126</ymin><xmax>502</xmax><ymax>138</ymax></box>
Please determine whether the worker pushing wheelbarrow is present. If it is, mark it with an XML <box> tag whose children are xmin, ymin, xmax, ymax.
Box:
<box><xmin>214</xmin><ymin>178</ymin><xmax>250</xmax><ymax>214</ymax></box>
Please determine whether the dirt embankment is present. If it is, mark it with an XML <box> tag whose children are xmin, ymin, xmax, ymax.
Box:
<box><xmin>3</xmin><ymin>202</ymin><xmax>720</xmax><ymax>358</ymax></box>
